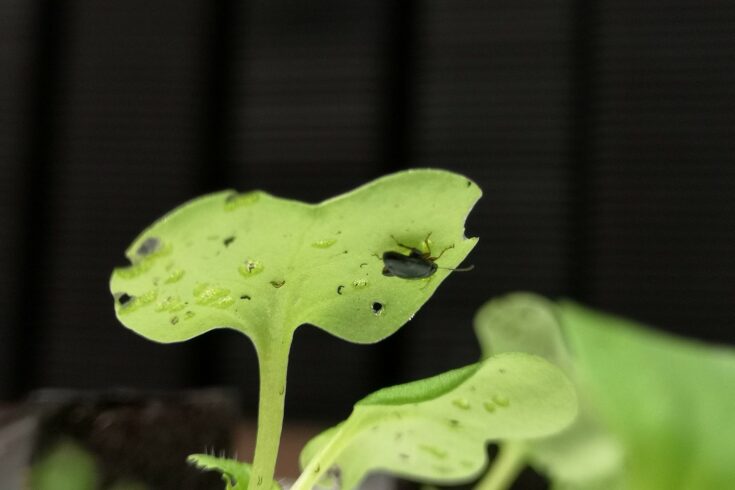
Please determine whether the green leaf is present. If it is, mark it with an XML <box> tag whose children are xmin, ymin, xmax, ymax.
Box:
<box><xmin>30</xmin><ymin>439</ymin><xmax>100</xmax><ymax>490</ymax></box>
<box><xmin>297</xmin><ymin>353</ymin><xmax>577</xmax><ymax>490</ymax></box>
<box><xmin>559</xmin><ymin>301</ymin><xmax>735</xmax><ymax>490</ymax></box>
<box><xmin>109</xmin><ymin>169</ymin><xmax>480</xmax><ymax>345</ymax></box>
<box><xmin>474</xmin><ymin>293</ymin><xmax>624</xmax><ymax>490</ymax></box>
<box><xmin>476</xmin><ymin>293</ymin><xmax>735</xmax><ymax>490</ymax></box>
<box><xmin>187</xmin><ymin>454</ymin><xmax>279</xmax><ymax>490</ymax></box>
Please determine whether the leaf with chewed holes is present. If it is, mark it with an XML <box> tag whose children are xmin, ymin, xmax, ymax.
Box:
<box><xmin>109</xmin><ymin>169</ymin><xmax>479</xmax><ymax>345</ymax></box>
<box><xmin>296</xmin><ymin>353</ymin><xmax>577</xmax><ymax>490</ymax></box>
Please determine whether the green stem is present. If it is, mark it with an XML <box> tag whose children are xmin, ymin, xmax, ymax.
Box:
<box><xmin>290</xmin><ymin>419</ymin><xmax>357</xmax><ymax>490</ymax></box>
<box><xmin>249</xmin><ymin>332</ymin><xmax>293</xmax><ymax>490</ymax></box>
<box><xmin>475</xmin><ymin>442</ymin><xmax>527</xmax><ymax>490</ymax></box>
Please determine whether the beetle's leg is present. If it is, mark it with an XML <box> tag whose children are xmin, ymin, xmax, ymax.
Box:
<box><xmin>419</xmin><ymin>275</ymin><xmax>435</xmax><ymax>291</ymax></box>
<box><xmin>432</xmin><ymin>244</ymin><xmax>455</xmax><ymax>261</ymax></box>
<box><xmin>422</xmin><ymin>232</ymin><xmax>434</xmax><ymax>256</ymax></box>
<box><xmin>391</xmin><ymin>235</ymin><xmax>420</xmax><ymax>253</ymax></box>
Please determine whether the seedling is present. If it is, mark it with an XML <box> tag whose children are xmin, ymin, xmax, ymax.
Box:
<box><xmin>110</xmin><ymin>169</ymin><xmax>734</xmax><ymax>490</ymax></box>
<box><xmin>110</xmin><ymin>170</ymin><xmax>482</xmax><ymax>490</ymax></box>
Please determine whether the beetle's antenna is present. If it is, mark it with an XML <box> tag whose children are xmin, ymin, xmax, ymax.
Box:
<box><xmin>438</xmin><ymin>264</ymin><xmax>475</xmax><ymax>272</ymax></box>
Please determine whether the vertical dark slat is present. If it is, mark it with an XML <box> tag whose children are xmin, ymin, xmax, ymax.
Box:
<box><xmin>0</xmin><ymin>0</ymin><xmax>38</xmax><ymax>397</ymax></box>
<box><xmin>34</xmin><ymin>0</ymin><xmax>211</xmax><ymax>390</ymax></box>
<box><xmin>370</xmin><ymin>0</ymin><xmax>418</xmax><ymax>389</ymax></box>
<box><xmin>187</xmin><ymin>0</ymin><xmax>238</xmax><ymax>387</ymax></box>
<box><xmin>589</xmin><ymin>1</ymin><xmax>735</xmax><ymax>341</ymax></box>
<box><xmin>404</xmin><ymin>0</ymin><xmax>575</xmax><ymax>380</ymax></box>
<box><xmin>225</xmin><ymin>0</ymin><xmax>391</xmax><ymax>419</ymax></box>
<box><xmin>568</xmin><ymin>0</ymin><xmax>596</xmax><ymax>301</ymax></box>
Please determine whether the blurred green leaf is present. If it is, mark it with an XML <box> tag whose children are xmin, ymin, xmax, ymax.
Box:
<box><xmin>297</xmin><ymin>353</ymin><xmax>577</xmax><ymax>490</ymax></box>
<box><xmin>475</xmin><ymin>292</ymin><xmax>735</xmax><ymax>489</ymax></box>
<box><xmin>30</xmin><ymin>439</ymin><xmax>100</xmax><ymax>490</ymax></box>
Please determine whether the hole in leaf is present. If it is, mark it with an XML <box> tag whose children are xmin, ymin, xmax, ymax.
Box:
<box><xmin>117</xmin><ymin>293</ymin><xmax>134</xmax><ymax>306</ymax></box>
<box><xmin>371</xmin><ymin>302</ymin><xmax>384</xmax><ymax>315</ymax></box>
<box><xmin>136</xmin><ymin>237</ymin><xmax>160</xmax><ymax>257</ymax></box>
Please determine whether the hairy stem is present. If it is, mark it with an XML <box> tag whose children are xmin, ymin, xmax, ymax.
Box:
<box><xmin>475</xmin><ymin>442</ymin><xmax>527</xmax><ymax>490</ymax></box>
<box><xmin>249</xmin><ymin>332</ymin><xmax>293</xmax><ymax>490</ymax></box>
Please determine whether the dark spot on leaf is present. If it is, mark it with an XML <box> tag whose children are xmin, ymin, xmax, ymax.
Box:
<box><xmin>223</xmin><ymin>236</ymin><xmax>236</xmax><ymax>247</ymax></box>
<box><xmin>359</xmin><ymin>262</ymin><xmax>368</xmax><ymax>268</ymax></box>
<box><xmin>343</xmin><ymin>250</ymin><xmax>348</xmax><ymax>254</ymax></box>
<box><xmin>371</xmin><ymin>302</ymin><xmax>384</xmax><ymax>314</ymax></box>
<box><xmin>499</xmin><ymin>369</ymin><xmax>506</xmax><ymax>374</ymax></box>
<box><xmin>257</xmin><ymin>476</ymin><xmax>263</xmax><ymax>486</ymax></box>
<box><xmin>136</xmin><ymin>237</ymin><xmax>160</xmax><ymax>257</ymax></box>
<box><xmin>449</xmin><ymin>419</ymin><xmax>460</xmax><ymax>428</ymax></box>
<box><xmin>466</xmin><ymin>180</ymin><xmax>472</xmax><ymax>187</ymax></box>
<box><xmin>270</xmin><ymin>280</ymin><xmax>285</xmax><ymax>288</ymax></box>
<box><xmin>240</xmin><ymin>295</ymin><xmax>251</xmax><ymax>300</ymax></box>
<box><xmin>399</xmin><ymin>453</ymin><xmax>409</xmax><ymax>460</ymax></box>
<box><xmin>225</xmin><ymin>192</ymin><xmax>237</xmax><ymax>203</ymax></box>
<box><xmin>117</xmin><ymin>293</ymin><xmax>134</xmax><ymax>306</ymax></box>
<box><xmin>170</xmin><ymin>316</ymin><xmax>179</xmax><ymax>325</ymax></box>
<box><xmin>395</xmin><ymin>432</ymin><xmax>403</xmax><ymax>440</ymax></box>
<box><xmin>337</xmin><ymin>285</ymin><xmax>344</xmax><ymax>295</ymax></box>
<box><xmin>314</xmin><ymin>464</ymin><xmax>320</xmax><ymax>473</ymax></box>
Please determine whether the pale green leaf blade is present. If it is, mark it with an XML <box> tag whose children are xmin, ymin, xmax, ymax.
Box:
<box><xmin>187</xmin><ymin>454</ymin><xmax>280</xmax><ymax>490</ymax></box>
<box><xmin>297</xmin><ymin>353</ymin><xmax>577</xmax><ymax>490</ymax></box>
<box><xmin>558</xmin><ymin>302</ymin><xmax>735</xmax><ymax>490</ymax></box>
<box><xmin>109</xmin><ymin>169</ymin><xmax>480</xmax><ymax>345</ymax></box>
<box><xmin>474</xmin><ymin>293</ymin><xmax>624</xmax><ymax>490</ymax></box>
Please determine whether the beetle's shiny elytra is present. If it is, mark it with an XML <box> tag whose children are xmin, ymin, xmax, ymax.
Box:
<box><xmin>380</xmin><ymin>233</ymin><xmax>471</xmax><ymax>279</ymax></box>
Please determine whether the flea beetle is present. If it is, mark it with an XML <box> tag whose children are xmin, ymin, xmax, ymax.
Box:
<box><xmin>379</xmin><ymin>233</ymin><xmax>473</xmax><ymax>279</ymax></box>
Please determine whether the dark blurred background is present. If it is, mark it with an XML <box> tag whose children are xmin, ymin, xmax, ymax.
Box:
<box><xmin>1</xmin><ymin>0</ymin><xmax>733</xmax><ymax>428</ymax></box>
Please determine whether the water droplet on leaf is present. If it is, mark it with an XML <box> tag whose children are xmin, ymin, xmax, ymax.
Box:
<box><xmin>311</xmin><ymin>238</ymin><xmax>336</xmax><ymax>249</ymax></box>
<box><xmin>452</xmin><ymin>398</ymin><xmax>471</xmax><ymax>410</ymax></box>
<box><xmin>239</xmin><ymin>259</ymin><xmax>263</xmax><ymax>277</ymax></box>
<box><xmin>492</xmin><ymin>394</ymin><xmax>510</xmax><ymax>407</ymax></box>
<box><xmin>224</xmin><ymin>191</ymin><xmax>260</xmax><ymax>211</ymax></box>
<box><xmin>352</xmin><ymin>279</ymin><xmax>368</xmax><ymax>289</ymax></box>
<box><xmin>164</xmin><ymin>269</ymin><xmax>185</xmax><ymax>284</ymax></box>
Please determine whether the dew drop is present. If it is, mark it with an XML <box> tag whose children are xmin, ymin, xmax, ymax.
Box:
<box><xmin>492</xmin><ymin>394</ymin><xmax>510</xmax><ymax>407</ymax></box>
<box><xmin>170</xmin><ymin>316</ymin><xmax>179</xmax><ymax>325</ymax></box>
<box><xmin>371</xmin><ymin>302</ymin><xmax>384</xmax><ymax>316</ymax></box>
<box><xmin>193</xmin><ymin>284</ymin><xmax>234</xmax><ymax>309</ymax></box>
<box><xmin>184</xmin><ymin>311</ymin><xmax>196</xmax><ymax>320</ymax></box>
<box><xmin>270</xmin><ymin>279</ymin><xmax>286</xmax><ymax>289</ymax></box>
<box><xmin>352</xmin><ymin>279</ymin><xmax>368</xmax><ymax>289</ymax></box>
<box><xmin>452</xmin><ymin>398</ymin><xmax>471</xmax><ymax>410</ymax></box>
<box><xmin>483</xmin><ymin>402</ymin><xmax>496</xmax><ymax>413</ymax></box>
<box><xmin>225</xmin><ymin>191</ymin><xmax>260</xmax><ymax>211</ymax></box>
<box><xmin>155</xmin><ymin>295</ymin><xmax>186</xmax><ymax>312</ymax></box>
<box><xmin>419</xmin><ymin>445</ymin><xmax>447</xmax><ymax>460</ymax></box>
<box><xmin>238</xmin><ymin>259</ymin><xmax>263</xmax><ymax>278</ymax></box>
<box><xmin>138</xmin><ymin>290</ymin><xmax>158</xmax><ymax>305</ymax></box>
<box><xmin>311</xmin><ymin>238</ymin><xmax>336</xmax><ymax>249</ymax></box>
<box><xmin>337</xmin><ymin>285</ymin><xmax>344</xmax><ymax>295</ymax></box>
<box><xmin>164</xmin><ymin>269</ymin><xmax>185</xmax><ymax>284</ymax></box>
